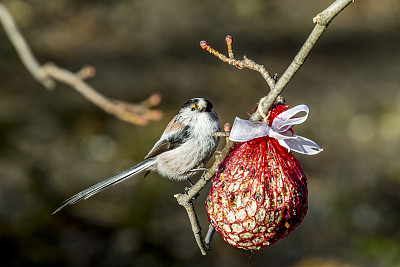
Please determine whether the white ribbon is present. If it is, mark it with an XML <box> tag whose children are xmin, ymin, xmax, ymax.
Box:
<box><xmin>229</xmin><ymin>105</ymin><xmax>323</xmax><ymax>155</ymax></box>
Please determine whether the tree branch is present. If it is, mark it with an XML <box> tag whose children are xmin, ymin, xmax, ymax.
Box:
<box><xmin>250</xmin><ymin>0</ymin><xmax>354</xmax><ymax>121</ymax></box>
<box><xmin>0</xmin><ymin>3</ymin><xmax>55</xmax><ymax>89</ymax></box>
<box><xmin>0</xmin><ymin>3</ymin><xmax>162</xmax><ymax>126</ymax></box>
<box><xmin>176</xmin><ymin>0</ymin><xmax>354</xmax><ymax>255</ymax></box>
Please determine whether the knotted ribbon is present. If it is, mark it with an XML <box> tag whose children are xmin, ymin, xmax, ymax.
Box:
<box><xmin>229</xmin><ymin>105</ymin><xmax>323</xmax><ymax>155</ymax></box>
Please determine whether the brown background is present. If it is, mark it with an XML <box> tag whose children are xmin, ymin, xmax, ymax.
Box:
<box><xmin>1</xmin><ymin>0</ymin><xmax>399</xmax><ymax>266</ymax></box>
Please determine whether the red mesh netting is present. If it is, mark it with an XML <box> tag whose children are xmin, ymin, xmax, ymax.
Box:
<box><xmin>206</xmin><ymin>104</ymin><xmax>308</xmax><ymax>250</ymax></box>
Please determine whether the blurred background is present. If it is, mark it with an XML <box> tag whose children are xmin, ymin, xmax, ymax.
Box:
<box><xmin>1</xmin><ymin>0</ymin><xmax>399</xmax><ymax>266</ymax></box>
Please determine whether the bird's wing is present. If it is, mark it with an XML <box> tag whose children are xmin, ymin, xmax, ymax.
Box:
<box><xmin>144</xmin><ymin>122</ymin><xmax>190</xmax><ymax>159</ymax></box>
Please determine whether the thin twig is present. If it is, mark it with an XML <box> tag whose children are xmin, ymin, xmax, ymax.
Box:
<box><xmin>177</xmin><ymin>0</ymin><xmax>354</xmax><ymax>255</ymax></box>
<box><xmin>182</xmin><ymin>201</ymin><xmax>208</xmax><ymax>255</ymax></box>
<box><xmin>204</xmin><ymin>224</ymin><xmax>216</xmax><ymax>250</ymax></box>
<box><xmin>200</xmin><ymin>36</ymin><xmax>276</xmax><ymax>90</ymax></box>
<box><xmin>0</xmin><ymin>3</ymin><xmax>55</xmax><ymax>89</ymax></box>
<box><xmin>0</xmin><ymin>3</ymin><xmax>162</xmax><ymax>126</ymax></box>
<box><xmin>41</xmin><ymin>63</ymin><xmax>162</xmax><ymax>125</ymax></box>
<box><xmin>212</xmin><ymin>132</ymin><xmax>229</xmax><ymax>137</ymax></box>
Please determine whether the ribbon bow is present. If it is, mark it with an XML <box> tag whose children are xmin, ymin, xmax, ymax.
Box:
<box><xmin>229</xmin><ymin>105</ymin><xmax>323</xmax><ymax>155</ymax></box>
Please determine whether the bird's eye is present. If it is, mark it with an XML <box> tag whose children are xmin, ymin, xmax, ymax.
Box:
<box><xmin>191</xmin><ymin>106</ymin><xmax>196</xmax><ymax>111</ymax></box>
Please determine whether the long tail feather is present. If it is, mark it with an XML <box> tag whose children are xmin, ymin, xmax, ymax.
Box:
<box><xmin>53</xmin><ymin>158</ymin><xmax>155</xmax><ymax>214</ymax></box>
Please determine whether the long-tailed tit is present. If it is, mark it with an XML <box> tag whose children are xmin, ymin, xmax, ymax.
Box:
<box><xmin>53</xmin><ymin>98</ymin><xmax>220</xmax><ymax>213</ymax></box>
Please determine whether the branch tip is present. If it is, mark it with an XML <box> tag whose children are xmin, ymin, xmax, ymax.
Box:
<box><xmin>225</xmin><ymin>35</ymin><xmax>234</xmax><ymax>59</ymax></box>
<box><xmin>223</xmin><ymin>123</ymin><xmax>231</xmax><ymax>132</ymax></box>
<box><xmin>200</xmin><ymin>40</ymin><xmax>210</xmax><ymax>50</ymax></box>
<box><xmin>143</xmin><ymin>93</ymin><xmax>162</xmax><ymax>107</ymax></box>
<box><xmin>225</xmin><ymin>35</ymin><xmax>233</xmax><ymax>45</ymax></box>
<box><xmin>76</xmin><ymin>65</ymin><xmax>96</xmax><ymax>80</ymax></box>
<box><xmin>147</xmin><ymin>109</ymin><xmax>163</xmax><ymax>121</ymax></box>
<box><xmin>313</xmin><ymin>14</ymin><xmax>321</xmax><ymax>24</ymax></box>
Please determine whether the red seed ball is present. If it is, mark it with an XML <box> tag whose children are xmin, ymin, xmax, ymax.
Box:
<box><xmin>206</xmin><ymin>104</ymin><xmax>308</xmax><ymax>250</ymax></box>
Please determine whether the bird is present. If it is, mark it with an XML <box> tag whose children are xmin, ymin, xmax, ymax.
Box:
<box><xmin>53</xmin><ymin>98</ymin><xmax>220</xmax><ymax>214</ymax></box>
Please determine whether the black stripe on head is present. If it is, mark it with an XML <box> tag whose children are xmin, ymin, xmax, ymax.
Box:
<box><xmin>182</xmin><ymin>98</ymin><xmax>213</xmax><ymax>112</ymax></box>
<box><xmin>182</xmin><ymin>98</ymin><xmax>198</xmax><ymax>109</ymax></box>
<box><xmin>204</xmin><ymin>99</ymin><xmax>213</xmax><ymax>112</ymax></box>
